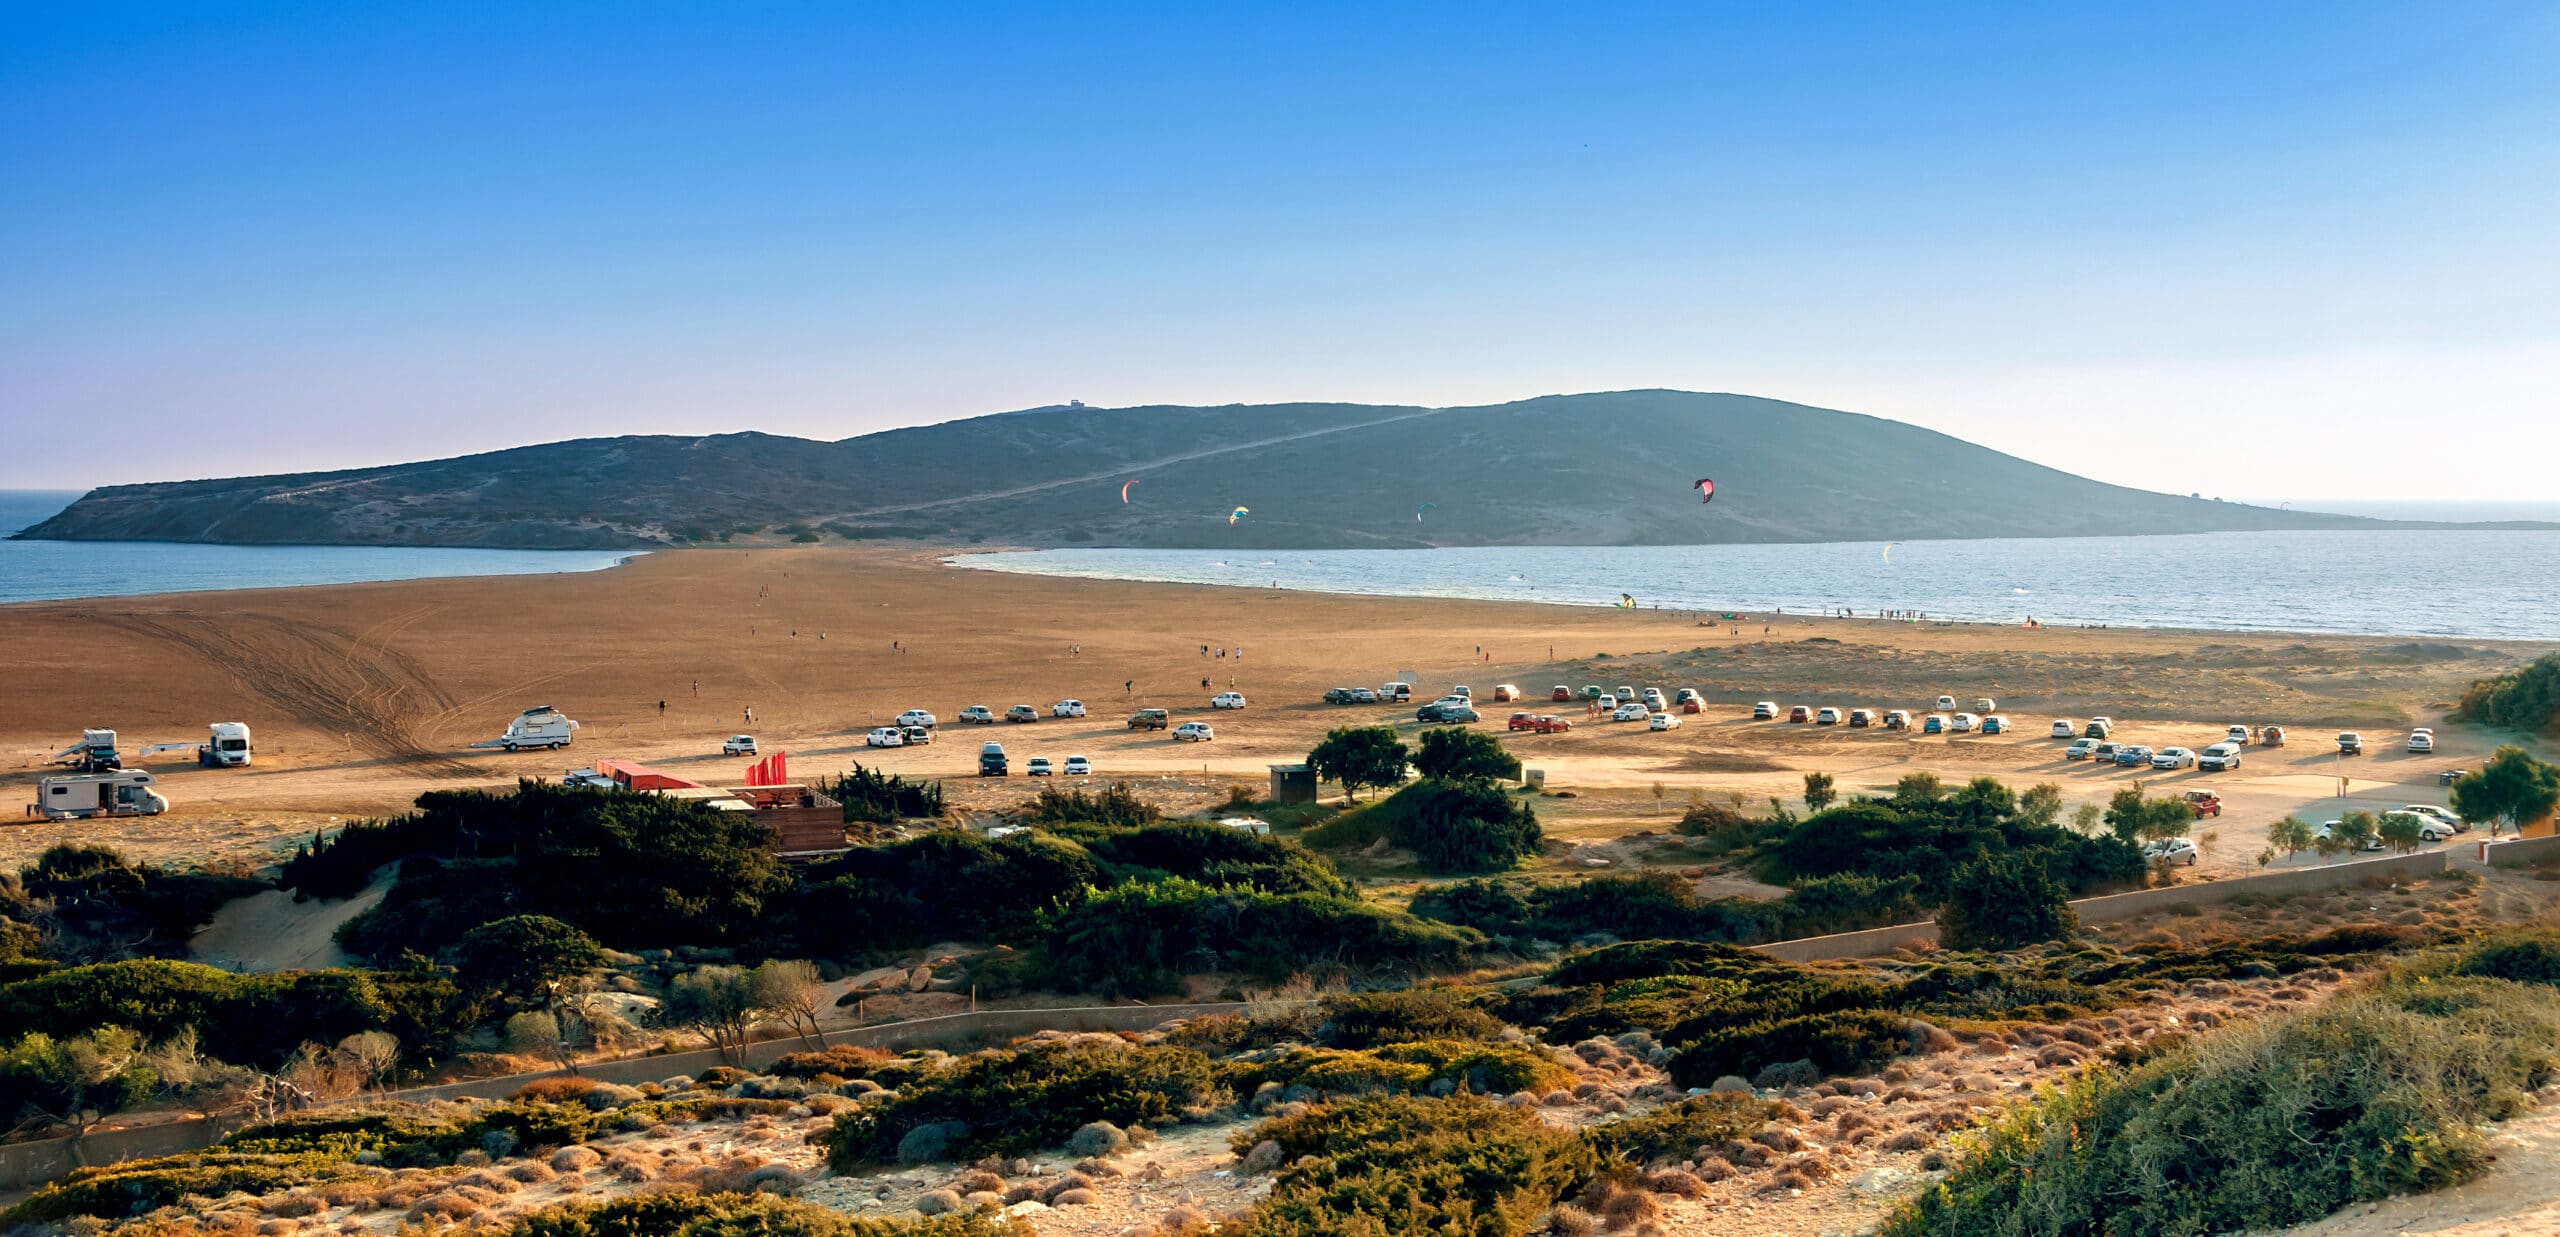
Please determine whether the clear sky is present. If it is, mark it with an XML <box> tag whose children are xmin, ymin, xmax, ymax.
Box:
<box><xmin>4</xmin><ymin>3</ymin><xmax>2555</xmax><ymax>499</ymax></box>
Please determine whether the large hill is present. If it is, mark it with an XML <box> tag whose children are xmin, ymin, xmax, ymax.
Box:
<box><xmin>15</xmin><ymin>391</ymin><xmax>2501</xmax><ymax>549</ymax></box>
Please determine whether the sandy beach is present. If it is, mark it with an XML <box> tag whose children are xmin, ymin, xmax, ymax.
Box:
<box><xmin>2</xmin><ymin>545</ymin><xmax>2549</xmax><ymax>874</ymax></box>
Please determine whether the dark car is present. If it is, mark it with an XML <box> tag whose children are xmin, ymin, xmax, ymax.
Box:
<box><xmin>977</xmin><ymin>742</ymin><xmax>1009</xmax><ymax>777</ymax></box>
<box><xmin>1417</xmin><ymin>702</ymin><xmax>1481</xmax><ymax>724</ymax></box>
<box><xmin>1323</xmin><ymin>688</ymin><xmax>1357</xmax><ymax>704</ymax></box>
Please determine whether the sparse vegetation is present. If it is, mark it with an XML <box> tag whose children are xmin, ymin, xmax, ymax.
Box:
<box><xmin>1236</xmin><ymin>1094</ymin><xmax>1596</xmax><ymax>1237</ymax></box>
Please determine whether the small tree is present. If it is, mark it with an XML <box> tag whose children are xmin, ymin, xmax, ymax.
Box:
<box><xmin>2376</xmin><ymin>811</ymin><xmax>2426</xmax><ymax>856</ymax></box>
<box><xmin>333</xmin><ymin>1031</ymin><xmax>400</xmax><ymax>1092</ymax></box>
<box><xmin>1892</xmin><ymin>772</ymin><xmax>1943</xmax><ymax>807</ymax></box>
<box><xmin>5</xmin><ymin>1027</ymin><xmax>156</xmax><ymax>1149</ymax></box>
<box><xmin>1413</xmin><ymin>728</ymin><xmax>1522</xmax><ymax>784</ymax></box>
<box><xmin>1938</xmin><ymin>850</ymin><xmax>2078</xmax><ymax>951</ymax></box>
<box><xmin>1802</xmin><ymin>772</ymin><xmax>1837</xmax><ymax>814</ymax></box>
<box><xmin>751</xmin><ymin>959</ymin><xmax>826</xmax><ymax>1048</ymax></box>
<box><xmin>1650</xmin><ymin>782</ymin><xmax>1669</xmax><ymax>816</ymax></box>
<box><xmin>2332</xmin><ymin>810</ymin><xmax>2380</xmax><ymax>855</ymax></box>
<box><xmin>456</xmin><ymin>915</ymin><xmax>605</xmax><ymax>1009</ymax></box>
<box><xmin>1307</xmin><ymin>726</ymin><xmax>1410</xmax><ymax>803</ymax></box>
<box><xmin>504</xmin><ymin>1011</ymin><xmax>573</xmax><ymax>1073</ymax></box>
<box><xmin>2452</xmin><ymin>746</ymin><xmax>2560</xmax><ymax>836</ymax></box>
<box><xmin>2269</xmin><ymin>815</ymin><xmax>2315</xmax><ymax>863</ymax></box>
<box><xmin>664</xmin><ymin>965</ymin><xmax>759</xmax><ymax>1066</ymax></box>
<box><xmin>2017</xmin><ymin>783</ymin><xmax>2065</xmax><ymax>829</ymax></box>
<box><xmin>2069</xmin><ymin>802</ymin><xmax>2104</xmax><ymax>836</ymax></box>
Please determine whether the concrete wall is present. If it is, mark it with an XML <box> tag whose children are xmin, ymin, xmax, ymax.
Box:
<box><xmin>0</xmin><ymin>1002</ymin><xmax>1255</xmax><ymax>1190</ymax></box>
<box><xmin>1756</xmin><ymin>920</ymin><xmax>1940</xmax><ymax>962</ymax></box>
<box><xmin>2482</xmin><ymin>834</ymin><xmax>2560</xmax><ymax>868</ymax></box>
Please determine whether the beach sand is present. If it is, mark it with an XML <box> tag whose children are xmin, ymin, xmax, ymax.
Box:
<box><xmin>0</xmin><ymin>545</ymin><xmax>2547</xmax><ymax>874</ymax></box>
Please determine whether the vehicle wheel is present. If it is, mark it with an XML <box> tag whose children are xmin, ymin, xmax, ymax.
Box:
<box><xmin>504</xmin><ymin>742</ymin><xmax>518</xmax><ymax>752</ymax></box>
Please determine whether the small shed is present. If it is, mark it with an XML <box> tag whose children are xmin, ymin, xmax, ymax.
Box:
<box><xmin>1267</xmin><ymin>762</ymin><xmax>1318</xmax><ymax>806</ymax></box>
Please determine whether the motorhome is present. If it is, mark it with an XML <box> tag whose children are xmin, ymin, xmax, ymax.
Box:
<box><xmin>31</xmin><ymin>770</ymin><xmax>167</xmax><ymax>820</ymax></box>
<box><xmin>477</xmin><ymin>706</ymin><xmax>579</xmax><ymax>751</ymax></box>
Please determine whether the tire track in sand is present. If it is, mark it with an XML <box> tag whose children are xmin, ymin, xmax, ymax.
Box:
<box><xmin>76</xmin><ymin>610</ymin><xmax>486</xmax><ymax>778</ymax></box>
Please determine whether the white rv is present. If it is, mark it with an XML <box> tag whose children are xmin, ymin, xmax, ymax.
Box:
<box><xmin>485</xmin><ymin>706</ymin><xmax>579</xmax><ymax>751</ymax></box>
<box><xmin>31</xmin><ymin>771</ymin><xmax>168</xmax><ymax>820</ymax></box>
<box><xmin>52</xmin><ymin>728</ymin><xmax>122</xmax><ymax>771</ymax></box>
<box><xmin>141</xmin><ymin>722</ymin><xmax>254</xmax><ymax>768</ymax></box>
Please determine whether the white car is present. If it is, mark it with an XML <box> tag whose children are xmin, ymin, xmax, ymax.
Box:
<box><xmin>2317</xmin><ymin>820</ymin><xmax>2386</xmax><ymax>852</ymax></box>
<box><xmin>1063</xmin><ymin>755</ymin><xmax>1092</xmax><ymax>776</ymax></box>
<box><xmin>896</xmin><ymin>709</ymin><xmax>938</xmax><ymax>729</ymax></box>
<box><xmin>1950</xmin><ymin>712</ymin><xmax>1979</xmax><ymax>733</ymax></box>
<box><xmin>1211</xmin><ymin>692</ymin><xmax>1248</xmax><ymax>709</ymax></box>
<box><xmin>2407</xmin><ymin>729</ymin><xmax>2435</xmax><ymax>753</ymax></box>
<box><xmin>2152</xmin><ymin>747</ymin><xmax>2197</xmax><ymax>770</ymax></box>
<box><xmin>958</xmin><ymin>705</ymin><xmax>997</xmax><ymax>725</ymax></box>
<box><xmin>1612</xmin><ymin>702</ymin><xmax>1650</xmax><ymax>722</ymax></box>
<box><xmin>722</xmin><ymin>735</ymin><xmax>757</xmax><ymax>756</ymax></box>
<box><xmin>1815</xmin><ymin>707</ymin><xmax>1843</xmax><ymax>725</ymax></box>
<box><xmin>1649</xmin><ymin>712</ymin><xmax>1681</xmax><ymax>731</ymax></box>
<box><xmin>2199</xmin><ymin>743</ymin><xmax>2242</xmax><ymax>771</ymax></box>
<box><xmin>1173</xmin><ymin>721</ymin><xmax>1215</xmax><ymax>742</ymax></box>
<box><xmin>1642</xmin><ymin>690</ymin><xmax>1668</xmax><ymax>709</ymax></box>
<box><xmin>1026</xmin><ymin>757</ymin><xmax>1053</xmax><ymax>776</ymax></box>
<box><xmin>865</xmin><ymin>727</ymin><xmax>905</xmax><ymax>748</ymax></box>
<box><xmin>1450</xmin><ymin>686</ymin><xmax>1472</xmax><ymax>699</ymax></box>
<box><xmin>1052</xmin><ymin>700</ymin><xmax>1086</xmax><ymax>718</ymax></box>
<box><xmin>2382</xmin><ymin>810</ymin><xmax>2453</xmax><ymax>842</ymax></box>
<box><xmin>2400</xmin><ymin>804</ymin><xmax>2464</xmax><ymax>832</ymax></box>
<box><xmin>1753</xmin><ymin>701</ymin><xmax>1779</xmax><ymax>720</ymax></box>
<box><xmin>2143</xmin><ymin>838</ymin><xmax>2200</xmax><ymax>866</ymax></box>
<box><xmin>2225</xmin><ymin>725</ymin><xmax>2252</xmax><ymax>747</ymax></box>
<box><xmin>1596</xmin><ymin>694</ymin><xmax>1620</xmax><ymax>709</ymax></box>
<box><xmin>2051</xmin><ymin>720</ymin><xmax>2076</xmax><ymax>739</ymax></box>
<box><xmin>1935</xmin><ymin>695</ymin><xmax>1957</xmax><ymax>711</ymax></box>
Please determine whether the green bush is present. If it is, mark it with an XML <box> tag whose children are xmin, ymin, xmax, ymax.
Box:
<box><xmin>1302</xmin><ymin>780</ymin><xmax>1541</xmax><ymax>874</ymax></box>
<box><xmin>1882</xmin><ymin>978</ymin><xmax>2560</xmax><ymax>1237</ymax></box>
<box><xmin>1668</xmin><ymin>1009</ymin><xmax>1928</xmax><ymax>1086</ymax></box>
<box><xmin>1234</xmin><ymin>1094</ymin><xmax>1595</xmax><ymax>1237</ymax></box>
<box><xmin>506</xmin><ymin>1193</ymin><xmax>1029</xmax><ymax>1237</ymax></box>
<box><xmin>1252</xmin><ymin>1039</ymin><xmax>1573</xmax><ymax>1098</ymax></box>
<box><xmin>1583</xmin><ymin>1092</ymin><xmax>1777</xmax><ymax>1164</ymax></box>
<box><xmin>1023</xmin><ymin>782</ymin><xmax>1160</xmax><ymax>826</ymax></box>
<box><xmin>1</xmin><ymin>1150</ymin><xmax>370</xmax><ymax>1224</ymax></box>
<box><xmin>1033</xmin><ymin>878</ymin><xmax>1478</xmax><ymax>996</ymax></box>
<box><xmin>819</xmin><ymin>1040</ymin><xmax>1228</xmax><ymax>1168</ymax></box>
<box><xmin>827</xmin><ymin>764</ymin><xmax>947</xmax><ymax>824</ymax></box>
<box><xmin>0</xmin><ymin>959</ymin><xmax>408</xmax><ymax>1068</ymax></box>
<box><xmin>1313</xmin><ymin>989</ymin><xmax>1507</xmax><ymax>1048</ymax></box>
<box><xmin>1413</xmin><ymin>728</ymin><xmax>1522</xmax><ymax>784</ymax></box>
<box><xmin>2452</xmin><ymin>929</ymin><xmax>2560</xmax><ymax>987</ymax></box>
<box><xmin>1416</xmin><ymin>873</ymin><xmax>1779</xmax><ymax>945</ymax></box>
<box><xmin>1937</xmin><ymin>849</ymin><xmax>2079</xmax><ymax>951</ymax></box>
<box><xmin>2454</xmin><ymin>652</ymin><xmax>2560</xmax><ymax>734</ymax></box>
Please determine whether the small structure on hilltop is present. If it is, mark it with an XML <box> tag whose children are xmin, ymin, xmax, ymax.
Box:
<box><xmin>1268</xmin><ymin>762</ymin><xmax>1317</xmax><ymax>806</ymax></box>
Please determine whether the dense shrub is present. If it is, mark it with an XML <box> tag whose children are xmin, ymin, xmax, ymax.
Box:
<box><xmin>1303</xmin><ymin>779</ymin><xmax>1543</xmax><ymax>874</ymax></box>
<box><xmin>2454</xmin><ymin>652</ymin><xmax>2560</xmax><ymax>733</ymax></box>
<box><xmin>827</xmin><ymin>765</ymin><xmax>947</xmax><ymax>824</ymax></box>
<box><xmin>819</xmin><ymin>1041</ymin><xmax>1227</xmax><ymax>1167</ymax></box>
<box><xmin>13</xmin><ymin>845</ymin><xmax>266</xmax><ymax>960</ymax></box>
<box><xmin>1313</xmin><ymin>989</ymin><xmax>1507</xmax><ymax>1048</ymax></box>
<box><xmin>1059</xmin><ymin>823</ymin><xmax>1349</xmax><ymax>897</ymax></box>
<box><xmin>2452</xmin><ymin>929</ymin><xmax>2560</xmax><ymax>987</ymax></box>
<box><xmin>1252</xmin><ymin>1039</ymin><xmax>1573</xmax><ymax>1098</ymax></box>
<box><xmin>1033</xmin><ymin>878</ymin><xmax>1479</xmax><ymax>996</ymax></box>
<box><xmin>1</xmin><ymin>1150</ymin><xmax>371</xmax><ymax>1224</ymax></box>
<box><xmin>1583</xmin><ymin>1092</ymin><xmax>1777</xmax><ymax>1164</ymax></box>
<box><xmin>1936</xmin><ymin>849</ymin><xmax>2079</xmax><ymax>951</ymax></box>
<box><xmin>1668</xmin><ymin>1009</ymin><xmax>1930</xmax><ymax>1086</ymax></box>
<box><xmin>1416</xmin><ymin>873</ymin><xmax>1779</xmax><ymax>945</ymax></box>
<box><xmin>1881</xmin><ymin>978</ymin><xmax>2560</xmax><ymax>1237</ymax></box>
<box><xmin>506</xmin><ymin>1193</ymin><xmax>1027</xmax><ymax>1237</ymax></box>
<box><xmin>1023</xmin><ymin>782</ymin><xmax>1159</xmax><ymax>826</ymax></box>
<box><xmin>1412</xmin><ymin>727</ymin><xmax>1522</xmax><ymax>784</ymax></box>
<box><xmin>0</xmin><ymin>959</ymin><xmax>447</xmax><ymax>1068</ymax></box>
<box><xmin>1758</xmin><ymin>798</ymin><xmax>2143</xmax><ymax>903</ymax></box>
<box><xmin>1234</xmin><ymin>1095</ymin><xmax>1596</xmax><ymax>1237</ymax></box>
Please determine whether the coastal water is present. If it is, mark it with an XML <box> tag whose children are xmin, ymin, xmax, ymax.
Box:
<box><xmin>956</xmin><ymin>530</ymin><xmax>2560</xmax><ymax>642</ymax></box>
<box><xmin>0</xmin><ymin>491</ymin><xmax>636</xmax><ymax>605</ymax></box>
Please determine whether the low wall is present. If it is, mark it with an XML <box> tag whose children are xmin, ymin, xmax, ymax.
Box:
<box><xmin>2070</xmin><ymin>851</ymin><xmax>2449</xmax><ymax>924</ymax></box>
<box><xmin>1756</xmin><ymin>920</ymin><xmax>1940</xmax><ymax>962</ymax></box>
<box><xmin>2482</xmin><ymin>834</ymin><xmax>2560</xmax><ymax>868</ymax></box>
<box><xmin>0</xmin><ymin>1002</ymin><xmax>1254</xmax><ymax>1190</ymax></box>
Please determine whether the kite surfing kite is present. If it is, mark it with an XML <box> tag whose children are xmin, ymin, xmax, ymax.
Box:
<box><xmin>1693</xmin><ymin>478</ymin><xmax>1716</xmax><ymax>504</ymax></box>
<box><xmin>1882</xmin><ymin>542</ymin><xmax>1900</xmax><ymax>564</ymax></box>
<box><xmin>1415</xmin><ymin>502</ymin><xmax>1436</xmax><ymax>522</ymax></box>
<box><xmin>1228</xmin><ymin>506</ymin><xmax>1250</xmax><ymax>525</ymax></box>
<box><xmin>1120</xmin><ymin>480</ymin><xmax>1139</xmax><ymax>504</ymax></box>
<box><xmin>1616</xmin><ymin>594</ymin><xmax>1637</xmax><ymax>610</ymax></box>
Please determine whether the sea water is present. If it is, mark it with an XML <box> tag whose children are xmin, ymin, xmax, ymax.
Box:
<box><xmin>955</xmin><ymin>530</ymin><xmax>2560</xmax><ymax>641</ymax></box>
<box><xmin>0</xmin><ymin>491</ymin><xmax>635</xmax><ymax>605</ymax></box>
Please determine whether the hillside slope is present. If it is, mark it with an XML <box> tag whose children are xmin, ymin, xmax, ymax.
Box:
<box><xmin>16</xmin><ymin>391</ymin><xmax>2489</xmax><ymax>549</ymax></box>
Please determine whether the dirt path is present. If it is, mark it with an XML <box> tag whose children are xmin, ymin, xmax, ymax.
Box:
<box><xmin>189</xmin><ymin>879</ymin><xmax>388</xmax><ymax>972</ymax></box>
<box><xmin>2278</xmin><ymin>1098</ymin><xmax>2560</xmax><ymax>1236</ymax></box>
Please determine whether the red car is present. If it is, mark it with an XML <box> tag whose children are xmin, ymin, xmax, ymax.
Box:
<box><xmin>1551</xmin><ymin>685</ymin><xmax>1573</xmax><ymax>702</ymax></box>
<box><xmin>1532</xmin><ymin>715</ymin><xmax>1572</xmax><ymax>734</ymax></box>
<box><xmin>1681</xmin><ymin>699</ymin><xmax>1703</xmax><ymax>714</ymax></box>
<box><xmin>2183</xmin><ymin>791</ymin><xmax>2223</xmax><ymax>818</ymax></box>
<box><xmin>1509</xmin><ymin>712</ymin><xmax>1541</xmax><ymax>731</ymax></box>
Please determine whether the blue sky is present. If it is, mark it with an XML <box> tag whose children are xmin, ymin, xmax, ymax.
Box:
<box><xmin>4</xmin><ymin>3</ymin><xmax>2556</xmax><ymax>498</ymax></box>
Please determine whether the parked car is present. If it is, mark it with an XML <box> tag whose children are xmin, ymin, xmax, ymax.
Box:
<box><xmin>1063</xmin><ymin>755</ymin><xmax>1092</xmax><ymax>776</ymax></box>
<box><xmin>2337</xmin><ymin>731</ymin><xmax>2363</xmax><ymax>755</ymax></box>
<box><xmin>2084</xmin><ymin>717</ymin><xmax>2114</xmax><ymax>738</ymax></box>
<box><xmin>1595</xmin><ymin>694</ymin><xmax>1619</xmax><ymax>710</ymax></box>
<box><xmin>2225</xmin><ymin>725</ymin><xmax>2252</xmax><ymax>746</ymax></box>
<box><xmin>722</xmin><ymin>734</ymin><xmax>757</xmax><ymax>756</ymax></box>
<box><xmin>1788</xmin><ymin>705</ymin><xmax>1812</xmax><ymax>723</ymax></box>
<box><xmin>2051</xmin><ymin>720</ymin><xmax>2077</xmax><ymax>739</ymax></box>
<box><xmin>2407</xmin><ymin>728</ymin><xmax>2435</xmax><ymax>753</ymax></box>
<box><xmin>1983</xmin><ymin>715</ymin><xmax>2010</xmax><ymax>735</ymax></box>
<box><xmin>865</xmin><ymin>727</ymin><xmax>905</xmax><ymax>748</ymax></box>
<box><xmin>1883</xmin><ymin>710</ymin><xmax>1911</xmax><ymax>731</ymax></box>
<box><xmin>1583</xmin><ymin>685</ymin><xmax>1605</xmax><ymax>700</ymax></box>
<box><xmin>1972</xmin><ymin>697</ymin><xmax>1997</xmax><ymax>713</ymax></box>
<box><xmin>1552</xmin><ymin>685</ymin><xmax>1574</xmax><ymax>702</ymax></box>
<box><xmin>2260</xmin><ymin>725</ymin><xmax>2287</xmax><ymax>747</ymax></box>
<box><xmin>2397</xmin><ymin>804</ymin><xmax>2462</xmax><ymax>831</ymax></box>
<box><xmin>1128</xmin><ymin>709</ymin><xmax>1170</xmax><ymax>730</ymax></box>
<box><xmin>1849</xmin><ymin>708</ymin><xmax>1876</xmax><ymax>728</ymax></box>
<box><xmin>2152</xmin><ymin>746</ymin><xmax>2198</xmax><ymax>770</ymax></box>
<box><xmin>902</xmin><ymin>725</ymin><xmax>934</xmax><ymax>745</ymax></box>
<box><xmin>2114</xmin><ymin>745</ymin><xmax>2155</xmax><ymax>767</ymax></box>
<box><xmin>1816</xmin><ymin>707</ymin><xmax>1843</xmax><ymax>725</ymax></box>
<box><xmin>1614</xmin><ymin>686</ymin><xmax>1636</xmax><ymax>702</ymax></box>
<box><xmin>1211</xmin><ymin>692</ymin><xmax>1248</xmax><ymax>709</ymax></box>
<box><xmin>2440</xmin><ymin>768</ymin><xmax>2467</xmax><ymax>786</ymax></box>
<box><xmin>1641</xmin><ymin>689</ymin><xmax>1667</xmax><ymax>709</ymax></box>
<box><xmin>1542</xmin><ymin>715</ymin><xmax>1574</xmax><ymax>733</ymax></box>
<box><xmin>1173</xmin><ymin>721</ymin><xmax>1216</xmax><ymax>742</ymax></box>
<box><xmin>1649</xmin><ymin>712</ymin><xmax>1681</xmax><ymax>731</ymax></box>
<box><xmin>1753</xmin><ymin>701</ymin><xmax>1780</xmax><ymax>720</ymax></box>
<box><xmin>1005</xmin><ymin>705</ymin><xmax>1039</xmax><ymax>723</ymax></box>
<box><xmin>2317</xmin><ymin>819</ymin><xmax>2384</xmax><ymax>852</ymax></box>
<box><xmin>1452</xmin><ymin>686</ymin><xmax>1473</xmax><ymax>700</ymax></box>
<box><xmin>1951</xmin><ymin>712</ymin><xmax>1979</xmax><ymax>733</ymax></box>
<box><xmin>1508</xmin><ymin>712</ymin><xmax>1548</xmax><ymax>731</ymax></box>
<box><xmin>2089</xmin><ymin>741</ymin><xmax>2120</xmax><ymax>763</ymax></box>
<box><xmin>1026</xmin><ymin>757</ymin><xmax>1053</xmax><ymax>776</ymax></box>
<box><xmin>1682</xmin><ymin>697</ymin><xmax>1703</xmax><ymax>714</ymax></box>
<box><xmin>1324</xmin><ymin>688</ymin><xmax>1357</xmax><ymax>704</ymax></box>
<box><xmin>1383</xmin><ymin>682</ymin><xmax>1413</xmax><ymax>702</ymax></box>
<box><xmin>2382</xmin><ymin>810</ymin><xmax>2454</xmax><ymax>842</ymax></box>
<box><xmin>958</xmin><ymin>705</ymin><xmax>996</xmax><ymax>725</ymax></box>
<box><xmin>2144</xmin><ymin>838</ymin><xmax>2201</xmax><ymax>867</ymax></box>
<box><xmin>1352</xmin><ymin>687</ymin><xmax>1381</xmax><ymax>704</ymax></box>
<box><xmin>1936</xmin><ymin>695</ymin><xmax>1957</xmax><ymax>711</ymax></box>
<box><xmin>896</xmin><ymin>709</ymin><xmax>938</xmax><ymax>729</ymax></box>
<box><xmin>1418</xmin><ymin>701</ymin><xmax>1481</xmax><ymax>723</ymax></box>
<box><xmin>1923</xmin><ymin>714</ymin><xmax>1948</xmax><ymax>734</ymax></box>
<box><xmin>977</xmin><ymin>742</ymin><xmax>1008</xmax><ymax>776</ymax></box>
<box><xmin>1052</xmin><ymin>699</ymin><xmax>1087</xmax><ymax>717</ymax></box>
<box><xmin>1676</xmin><ymin>688</ymin><xmax>1701</xmax><ymax>704</ymax></box>
<box><xmin>2199</xmin><ymin>742</ymin><xmax>2242</xmax><ymax>771</ymax></box>
<box><xmin>2183</xmin><ymin>790</ymin><xmax>2222</xmax><ymax>817</ymax></box>
<box><xmin>1493</xmin><ymin>684</ymin><xmax>1519</xmax><ymax>702</ymax></box>
<box><xmin>2065</xmin><ymin>738</ymin><xmax>2099</xmax><ymax>760</ymax></box>
<box><xmin>1613</xmin><ymin>702</ymin><xmax>1651</xmax><ymax>722</ymax></box>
